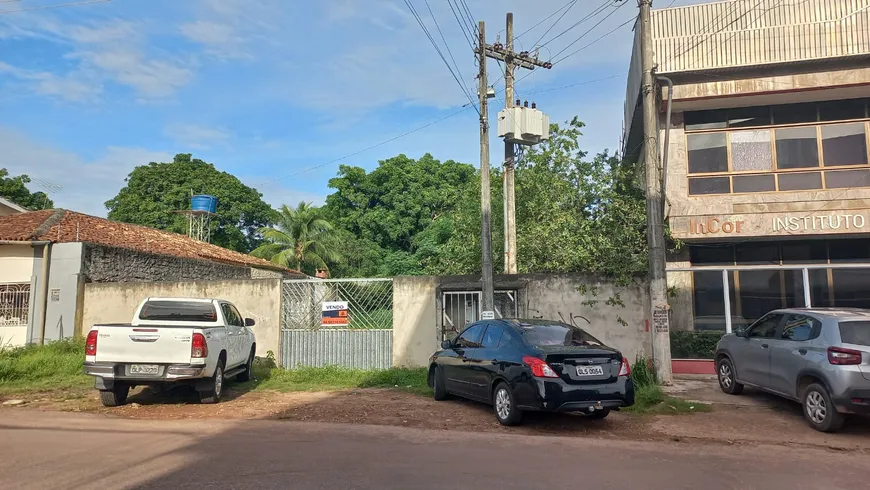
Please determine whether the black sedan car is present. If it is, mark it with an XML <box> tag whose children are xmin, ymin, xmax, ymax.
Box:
<box><xmin>428</xmin><ymin>319</ymin><xmax>634</xmax><ymax>425</ymax></box>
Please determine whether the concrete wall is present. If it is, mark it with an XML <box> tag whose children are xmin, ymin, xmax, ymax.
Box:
<box><xmin>82</xmin><ymin>244</ymin><xmax>251</xmax><ymax>283</ymax></box>
<box><xmin>0</xmin><ymin>244</ymin><xmax>36</xmax><ymax>283</ymax></box>
<box><xmin>44</xmin><ymin>243</ymin><xmax>84</xmax><ymax>342</ymax></box>
<box><xmin>81</xmin><ymin>279</ymin><xmax>283</xmax><ymax>359</ymax></box>
<box><xmin>392</xmin><ymin>274</ymin><xmax>652</xmax><ymax>368</ymax></box>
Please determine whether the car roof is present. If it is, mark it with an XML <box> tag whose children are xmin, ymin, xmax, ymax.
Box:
<box><xmin>770</xmin><ymin>307</ymin><xmax>870</xmax><ymax>321</ymax></box>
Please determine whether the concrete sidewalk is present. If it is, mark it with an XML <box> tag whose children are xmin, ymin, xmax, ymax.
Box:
<box><xmin>664</xmin><ymin>374</ymin><xmax>777</xmax><ymax>407</ymax></box>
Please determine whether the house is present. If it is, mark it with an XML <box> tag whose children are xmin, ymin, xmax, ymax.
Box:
<box><xmin>622</xmin><ymin>0</ymin><xmax>870</xmax><ymax>334</ymax></box>
<box><xmin>0</xmin><ymin>209</ymin><xmax>305</xmax><ymax>347</ymax></box>
<box><xmin>0</xmin><ymin>197</ymin><xmax>27</xmax><ymax>216</ymax></box>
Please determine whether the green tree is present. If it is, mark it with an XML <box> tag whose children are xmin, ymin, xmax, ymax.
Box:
<box><xmin>250</xmin><ymin>202</ymin><xmax>341</xmax><ymax>273</ymax></box>
<box><xmin>0</xmin><ymin>168</ymin><xmax>54</xmax><ymax>210</ymax></box>
<box><xmin>105</xmin><ymin>154</ymin><xmax>275</xmax><ymax>252</ymax></box>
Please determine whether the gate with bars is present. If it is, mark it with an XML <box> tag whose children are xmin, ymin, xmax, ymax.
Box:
<box><xmin>281</xmin><ymin>278</ymin><xmax>393</xmax><ymax>369</ymax></box>
<box><xmin>440</xmin><ymin>290</ymin><xmax>518</xmax><ymax>340</ymax></box>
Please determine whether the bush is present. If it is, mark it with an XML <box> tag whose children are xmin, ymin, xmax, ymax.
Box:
<box><xmin>630</xmin><ymin>355</ymin><xmax>657</xmax><ymax>388</ymax></box>
<box><xmin>669</xmin><ymin>331</ymin><xmax>725</xmax><ymax>359</ymax></box>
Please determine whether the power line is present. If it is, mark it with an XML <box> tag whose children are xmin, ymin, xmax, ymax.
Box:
<box><xmin>550</xmin><ymin>0</ymin><xmax>629</xmax><ymax>61</ymax></box>
<box><xmin>532</xmin><ymin>0</ymin><xmax>579</xmax><ymax>48</ymax></box>
<box><xmin>457</xmin><ymin>0</ymin><xmax>478</xmax><ymax>36</ymax></box>
<box><xmin>552</xmin><ymin>14</ymin><xmax>635</xmax><ymax>65</ymax></box>
<box><xmin>423</xmin><ymin>0</ymin><xmax>474</xmax><ymax>102</ymax></box>
<box><xmin>446</xmin><ymin>0</ymin><xmax>474</xmax><ymax>50</ymax></box>
<box><xmin>0</xmin><ymin>0</ymin><xmax>111</xmax><ymax>14</ymax></box>
<box><xmin>538</xmin><ymin>0</ymin><xmax>615</xmax><ymax>49</ymax></box>
<box><xmin>514</xmin><ymin>0</ymin><xmax>576</xmax><ymax>40</ymax></box>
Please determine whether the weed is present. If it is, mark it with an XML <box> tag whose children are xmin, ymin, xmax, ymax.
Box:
<box><xmin>0</xmin><ymin>338</ymin><xmax>90</xmax><ymax>395</ymax></box>
<box><xmin>251</xmin><ymin>364</ymin><xmax>430</xmax><ymax>395</ymax></box>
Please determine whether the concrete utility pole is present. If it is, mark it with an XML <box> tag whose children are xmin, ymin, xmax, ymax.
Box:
<box><xmin>478</xmin><ymin>20</ymin><xmax>495</xmax><ymax>316</ymax></box>
<box><xmin>639</xmin><ymin>0</ymin><xmax>672</xmax><ymax>384</ymax></box>
<box><xmin>484</xmin><ymin>13</ymin><xmax>552</xmax><ymax>274</ymax></box>
<box><xmin>503</xmin><ymin>12</ymin><xmax>517</xmax><ymax>275</ymax></box>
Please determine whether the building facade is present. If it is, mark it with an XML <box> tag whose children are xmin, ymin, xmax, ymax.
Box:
<box><xmin>624</xmin><ymin>0</ymin><xmax>870</xmax><ymax>336</ymax></box>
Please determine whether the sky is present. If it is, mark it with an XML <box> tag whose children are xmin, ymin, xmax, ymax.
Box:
<box><xmin>0</xmin><ymin>0</ymin><xmax>706</xmax><ymax>216</ymax></box>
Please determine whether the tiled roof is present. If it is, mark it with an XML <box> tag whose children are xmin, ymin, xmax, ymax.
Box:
<box><xmin>0</xmin><ymin>209</ymin><xmax>304</xmax><ymax>275</ymax></box>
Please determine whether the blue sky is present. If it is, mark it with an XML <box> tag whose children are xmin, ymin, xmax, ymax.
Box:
<box><xmin>0</xmin><ymin>0</ymin><xmax>704</xmax><ymax>216</ymax></box>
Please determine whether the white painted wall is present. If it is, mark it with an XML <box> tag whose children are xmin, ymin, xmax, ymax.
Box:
<box><xmin>0</xmin><ymin>326</ymin><xmax>27</xmax><ymax>349</ymax></box>
<box><xmin>0</xmin><ymin>245</ymin><xmax>35</xmax><ymax>283</ymax></box>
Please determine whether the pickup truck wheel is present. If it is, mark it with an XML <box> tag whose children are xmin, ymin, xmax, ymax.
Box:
<box><xmin>100</xmin><ymin>385</ymin><xmax>129</xmax><ymax>407</ymax></box>
<box><xmin>200</xmin><ymin>362</ymin><xmax>224</xmax><ymax>404</ymax></box>
<box><xmin>236</xmin><ymin>348</ymin><xmax>255</xmax><ymax>382</ymax></box>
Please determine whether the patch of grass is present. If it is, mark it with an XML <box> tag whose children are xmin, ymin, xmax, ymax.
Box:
<box><xmin>0</xmin><ymin>338</ymin><xmax>90</xmax><ymax>396</ymax></box>
<box><xmin>622</xmin><ymin>355</ymin><xmax>711</xmax><ymax>415</ymax></box>
<box><xmin>251</xmin><ymin>363</ymin><xmax>430</xmax><ymax>395</ymax></box>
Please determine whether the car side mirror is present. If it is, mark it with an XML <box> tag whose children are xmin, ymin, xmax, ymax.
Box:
<box><xmin>441</xmin><ymin>340</ymin><xmax>452</xmax><ymax>350</ymax></box>
<box><xmin>245</xmin><ymin>318</ymin><xmax>256</xmax><ymax>327</ymax></box>
<box><xmin>735</xmin><ymin>328</ymin><xmax>747</xmax><ymax>338</ymax></box>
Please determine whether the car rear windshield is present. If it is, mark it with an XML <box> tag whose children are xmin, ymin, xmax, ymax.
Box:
<box><xmin>517</xmin><ymin>322</ymin><xmax>603</xmax><ymax>347</ymax></box>
<box><xmin>139</xmin><ymin>301</ymin><xmax>217</xmax><ymax>322</ymax></box>
<box><xmin>839</xmin><ymin>321</ymin><xmax>870</xmax><ymax>346</ymax></box>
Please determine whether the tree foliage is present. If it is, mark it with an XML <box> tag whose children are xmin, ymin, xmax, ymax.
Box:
<box><xmin>105</xmin><ymin>154</ymin><xmax>275</xmax><ymax>252</ymax></box>
<box><xmin>251</xmin><ymin>202</ymin><xmax>341</xmax><ymax>273</ymax></box>
<box><xmin>0</xmin><ymin>168</ymin><xmax>54</xmax><ymax>210</ymax></box>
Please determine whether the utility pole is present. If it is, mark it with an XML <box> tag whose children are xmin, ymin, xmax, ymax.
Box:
<box><xmin>484</xmin><ymin>13</ymin><xmax>552</xmax><ymax>274</ymax></box>
<box><xmin>478</xmin><ymin>20</ymin><xmax>495</xmax><ymax>317</ymax></box>
<box><xmin>503</xmin><ymin>12</ymin><xmax>517</xmax><ymax>275</ymax></box>
<box><xmin>639</xmin><ymin>0</ymin><xmax>672</xmax><ymax>384</ymax></box>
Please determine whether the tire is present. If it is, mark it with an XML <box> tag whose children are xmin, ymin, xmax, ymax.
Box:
<box><xmin>432</xmin><ymin>367</ymin><xmax>448</xmax><ymax>401</ymax></box>
<box><xmin>200</xmin><ymin>361</ymin><xmax>225</xmax><ymax>404</ymax></box>
<box><xmin>717</xmin><ymin>357</ymin><xmax>744</xmax><ymax>395</ymax></box>
<box><xmin>99</xmin><ymin>384</ymin><xmax>129</xmax><ymax>407</ymax></box>
<box><xmin>237</xmin><ymin>348</ymin><xmax>255</xmax><ymax>382</ymax></box>
<box><xmin>802</xmin><ymin>383</ymin><xmax>845</xmax><ymax>433</ymax></box>
<box><xmin>585</xmin><ymin>408</ymin><xmax>611</xmax><ymax>420</ymax></box>
<box><xmin>493</xmin><ymin>382</ymin><xmax>523</xmax><ymax>426</ymax></box>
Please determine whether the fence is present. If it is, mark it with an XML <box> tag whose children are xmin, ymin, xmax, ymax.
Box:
<box><xmin>281</xmin><ymin>279</ymin><xmax>393</xmax><ymax>369</ymax></box>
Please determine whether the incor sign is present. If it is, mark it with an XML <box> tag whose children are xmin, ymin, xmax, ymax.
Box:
<box><xmin>772</xmin><ymin>214</ymin><xmax>866</xmax><ymax>232</ymax></box>
<box><xmin>687</xmin><ymin>217</ymin><xmax>745</xmax><ymax>235</ymax></box>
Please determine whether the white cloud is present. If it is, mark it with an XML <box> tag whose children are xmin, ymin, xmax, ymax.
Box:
<box><xmin>165</xmin><ymin>123</ymin><xmax>231</xmax><ymax>149</ymax></box>
<box><xmin>0</xmin><ymin>61</ymin><xmax>101</xmax><ymax>102</ymax></box>
<box><xmin>0</xmin><ymin>126</ymin><xmax>171</xmax><ymax>216</ymax></box>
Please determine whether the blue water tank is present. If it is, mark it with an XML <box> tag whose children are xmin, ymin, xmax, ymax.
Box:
<box><xmin>191</xmin><ymin>195</ymin><xmax>218</xmax><ymax>213</ymax></box>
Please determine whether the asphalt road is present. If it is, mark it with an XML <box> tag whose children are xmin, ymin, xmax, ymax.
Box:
<box><xmin>1</xmin><ymin>410</ymin><xmax>867</xmax><ymax>490</ymax></box>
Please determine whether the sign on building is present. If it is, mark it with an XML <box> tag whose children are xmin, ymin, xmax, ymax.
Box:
<box><xmin>321</xmin><ymin>301</ymin><xmax>349</xmax><ymax>327</ymax></box>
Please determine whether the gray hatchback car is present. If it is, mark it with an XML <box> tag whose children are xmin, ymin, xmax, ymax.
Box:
<box><xmin>715</xmin><ymin>308</ymin><xmax>870</xmax><ymax>432</ymax></box>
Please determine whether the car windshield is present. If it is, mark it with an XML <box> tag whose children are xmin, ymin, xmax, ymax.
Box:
<box><xmin>517</xmin><ymin>322</ymin><xmax>603</xmax><ymax>347</ymax></box>
<box><xmin>839</xmin><ymin>321</ymin><xmax>870</xmax><ymax>346</ymax></box>
<box><xmin>139</xmin><ymin>301</ymin><xmax>217</xmax><ymax>322</ymax></box>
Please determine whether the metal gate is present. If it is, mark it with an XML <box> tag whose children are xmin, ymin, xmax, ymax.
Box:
<box><xmin>441</xmin><ymin>290</ymin><xmax>518</xmax><ymax>340</ymax></box>
<box><xmin>281</xmin><ymin>278</ymin><xmax>393</xmax><ymax>369</ymax></box>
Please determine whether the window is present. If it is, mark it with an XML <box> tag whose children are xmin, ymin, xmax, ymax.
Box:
<box><xmin>773</xmin><ymin>103</ymin><xmax>817</xmax><ymax>125</ymax></box>
<box><xmin>454</xmin><ymin>324</ymin><xmax>484</xmax><ymax>348</ymax></box>
<box><xmin>777</xmin><ymin>172</ymin><xmax>822</xmax><ymax>191</ymax></box>
<box><xmin>685</xmin><ymin>109</ymin><xmax>728</xmax><ymax>130</ymax></box>
<box><xmin>825</xmin><ymin>169</ymin><xmax>870</xmax><ymax>188</ymax></box>
<box><xmin>516</xmin><ymin>321</ymin><xmax>602</xmax><ymax>347</ymax></box>
<box><xmin>731</xmin><ymin>130</ymin><xmax>772</xmax><ymax>171</ymax></box>
<box><xmin>820</xmin><ymin>100</ymin><xmax>866</xmax><ymax>122</ymax></box>
<box><xmin>728</xmin><ymin>106</ymin><xmax>771</xmax><ymax>128</ymax></box>
<box><xmin>732</xmin><ymin>174</ymin><xmax>775</xmax><ymax>193</ymax></box>
<box><xmin>688</xmin><ymin>133</ymin><xmax>728</xmax><ymax>173</ymax></box>
<box><xmin>748</xmin><ymin>314</ymin><xmax>782</xmax><ymax>338</ymax></box>
<box><xmin>221</xmin><ymin>304</ymin><xmax>242</xmax><ymax>327</ymax></box>
<box><xmin>838</xmin><ymin>321</ymin><xmax>870</xmax><ymax>346</ymax></box>
<box><xmin>822</xmin><ymin>123</ymin><xmax>867</xmax><ymax>167</ymax></box>
<box><xmin>781</xmin><ymin>314</ymin><xmax>818</xmax><ymax>341</ymax></box>
<box><xmin>775</xmin><ymin>127</ymin><xmax>819</xmax><ymax>169</ymax></box>
<box><xmin>689</xmin><ymin>177</ymin><xmax>730</xmax><ymax>195</ymax></box>
<box><xmin>480</xmin><ymin>325</ymin><xmax>504</xmax><ymax>349</ymax></box>
<box><xmin>139</xmin><ymin>301</ymin><xmax>217</xmax><ymax>322</ymax></box>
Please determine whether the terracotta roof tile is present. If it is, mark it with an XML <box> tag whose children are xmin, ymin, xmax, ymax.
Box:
<box><xmin>0</xmin><ymin>210</ymin><xmax>305</xmax><ymax>276</ymax></box>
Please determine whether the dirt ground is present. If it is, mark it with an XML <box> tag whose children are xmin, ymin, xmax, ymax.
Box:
<box><xmin>3</xmin><ymin>376</ymin><xmax>870</xmax><ymax>452</ymax></box>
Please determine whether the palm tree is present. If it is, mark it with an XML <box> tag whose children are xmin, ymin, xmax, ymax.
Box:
<box><xmin>251</xmin><ymin>202</ymin><xmax>341</xmax><ymax>272</ymax></box>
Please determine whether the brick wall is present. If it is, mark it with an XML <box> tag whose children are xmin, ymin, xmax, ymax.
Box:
<box><xmin>82</xmin><ymin>244</ymin><xmax>251</xmax><ymax>283</ymax></box>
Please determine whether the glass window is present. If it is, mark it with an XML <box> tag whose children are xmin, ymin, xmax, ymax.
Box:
<box><xmin>831</xmin><ymin>269</ymin><xmax>870</xmax><ymax>309</ymax></box>
<box><xmin>688</xmin><ymin>133</ymin><xmax>728</xmax><ymax>173</ymax></box>
<box><xmin>739</xmin><ymin>271</ymin><xmax>784</xmax><ymax>322</ymax></box>
<box><xmin>809</xmin><ymin>269</ymin><xmax>833</xmax><ymax>308</ymax></box>
<box><xmin>824</xmin><ymin>169</ymin><xmax>870</xmax><ymax>189</ymax></box>
<box><xmin>139</xmin><ymin>300</ymin><xmax>217</xmax><ymax>322</ymax></box>
<box><xmin>733</xmin><ymin>174</ymin><xmax>775</xmax><ymax>193</ymax></box>
<box><xmin>728</xmin><ymin>106</ymin><xmax>771</xmax><ymax>128</ymax></box>
<box><xmin>454</xmin><ymin>324</ymin><xmax>484</xmax><ymax>348</ymax></box>
<box><xmin>821</xmin><ymin>123</ymin><xmax>867</xmax><ymax>167</ymax></box>
<box><xmin>480</xmin><ymin>325</ymin><xmax>504</xmax><ymax>349</ymax></box>
<box><xmin>516</xmin><ymin>321</ymin><xmax>603</xmax><ymax>347</ymax></box>
<box><xmin>781</xmin><ymin>314</ymin><xmax>818</xmax><ymax>341</ymax></box>
<box><xmin>692</xmin><ymin>270</ymin><xmax>737</xmax><ymax>330</ymax></box>
<box><xmin>820</xmin><ymin>99</ymin><xmax>866</xmax><ymax>122</ymax></box>
<box><xmin>777</xmin><ymin>172</ymin><xmax>822</xmax><ymax>191</ymax></box>
<box><xmin>221</xmin><ymin>304</ymin><xmax>242</xmax><ymax>326</ymax></box>
<box><xmin>838</xmin><ymin>321</ymin><xmax>870</xmax><ymax>346</ymax></box>
<box><xmin>781</xmin><ymin>241</ymin><xmax>827</xmax><ymax>263</ymax></box>
<box><xmin>829</xmin><ymin>239</ymin><xmax>870</xmax><ymax>263</ymax></box>
<box><xmin>736</xmin><ymin>242</ymin><xmax>779</xmax><ymax>265</ymax></box>
<box><xmin>776</xmin><ymin>127</ymin><xmax>819</xmax><ymax>169</ymax></box>
<box><xmin>731</xmin><ymin>130</ymin><xmax>772</xmax><ymax>171</ymax></box>
<box><xmin>773</xmin><ymin>103</ymin><xmax>817</xmax><ymax>125</ymax></box>
<box><xmin>784</xmin><ymin>270</ymin><xmax>807</xmax><ymax>309</ymax></box>
<box><xmin>230</xmin><ymin>305</ymin><xmax>245</xmax><ymax>327</ymax></box>
<box><xmin>748</xmin><ymin>314</ymin><xmax>783</xmax><ymax>338</ymax></box>
<box><xmin>685</xmin><ymin>109</ymin><xmax>728</xmax><ymax>131</ymax></box>
<box><xmin>689</xmin><ymin>177</ymin><xmax>730</xmax><ymax>195</ymax></box>
<box><xmin>690</xmin><ymin>245</ymin><xmax>735</xmax><ymax>265</ymax></box>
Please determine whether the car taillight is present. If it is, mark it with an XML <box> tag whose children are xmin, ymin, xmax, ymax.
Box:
<box><xmin>85</xmin><ymin>330</ymin><xmax>98</xmax><ymax>356</ymax></box>
<box><xmin>618</xmin><ymin>356</ymin><xmax>631</xmax><ymax>377</ymax></box>
<box><xmin>828</xmin><ymin>346</ymin><xmax>862</xmax><ymax>365</ymax></box>
<box><xmin>522</xmin><ymin>356</ymin><xmax>559</xmax><ymax>378</ymax></box>
<box><xmin>191</xmin><ymin>333</ymin><xmax>208</xmax><ymax>358</ymax></box>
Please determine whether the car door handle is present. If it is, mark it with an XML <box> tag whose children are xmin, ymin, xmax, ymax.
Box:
<box><xmin>799</xmin><ymin>348</ymin><xmax>807</xmax><ymax>355</ymax></box>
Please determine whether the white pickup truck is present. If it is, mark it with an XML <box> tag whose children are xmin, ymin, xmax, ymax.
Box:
<box><xmin>84</xmin><ymin>297</ymin><xmax>257</xmax><ymax>407</ymax></box>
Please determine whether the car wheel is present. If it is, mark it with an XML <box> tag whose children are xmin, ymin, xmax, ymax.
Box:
<box><xmin>493</xmin><ymin>382</ymin><xmax>523</xmax><ymax>426</ymax></box>
<box><xmin>99</xmin><ymin>384</ymin><xmax>129</xmax><ymax>407</ymax></box>
<box><xmin>585</xmin><ymin>408</ymin><xmax>611</xmax><ymax>420</ymax></box>
<box><xmin>802</xmin><ymin>383</ymin><xmax>845</xmax><ymax>433</ymax></box>
<box><xmin>200</xmin><ymin>361</ymin><xmax>225</xmax><ymax>404</ymax></box>
<box><xmin>236</xmin><ymin>348</ymin><xmax>255</xmax><ymax>382</ymax></box>
<box><xmin>717</xmin><ymin>357</ymin><xmax>744</xmax><ymax>395</ymax></box>
<box><xmin>432</xmin><ymin>367</ymin><xmax>448</xmax><ymax>401</ymax></box>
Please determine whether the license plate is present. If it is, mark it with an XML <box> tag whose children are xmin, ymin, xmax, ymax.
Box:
<box><xmin>576</xmin><ymin>365</ymin><xmax>604</xmax><ymax>377</ymax></box>
<box><xmin>130</xmin><ymin>364</ymin><xmax>159</xmax><ymax>375</ymax></box>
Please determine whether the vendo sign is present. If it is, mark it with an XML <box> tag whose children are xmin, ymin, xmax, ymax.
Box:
<box><xmin>321</xmin><ymin>301</ymin><xmax>349</xmax><ymax>327</ymax></box>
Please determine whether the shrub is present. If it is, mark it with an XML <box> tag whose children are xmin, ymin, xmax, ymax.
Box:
<box><xmin>669</xmin><ymin>331</ymin><xmax>725</xmax><ymax>359</ymax></box>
